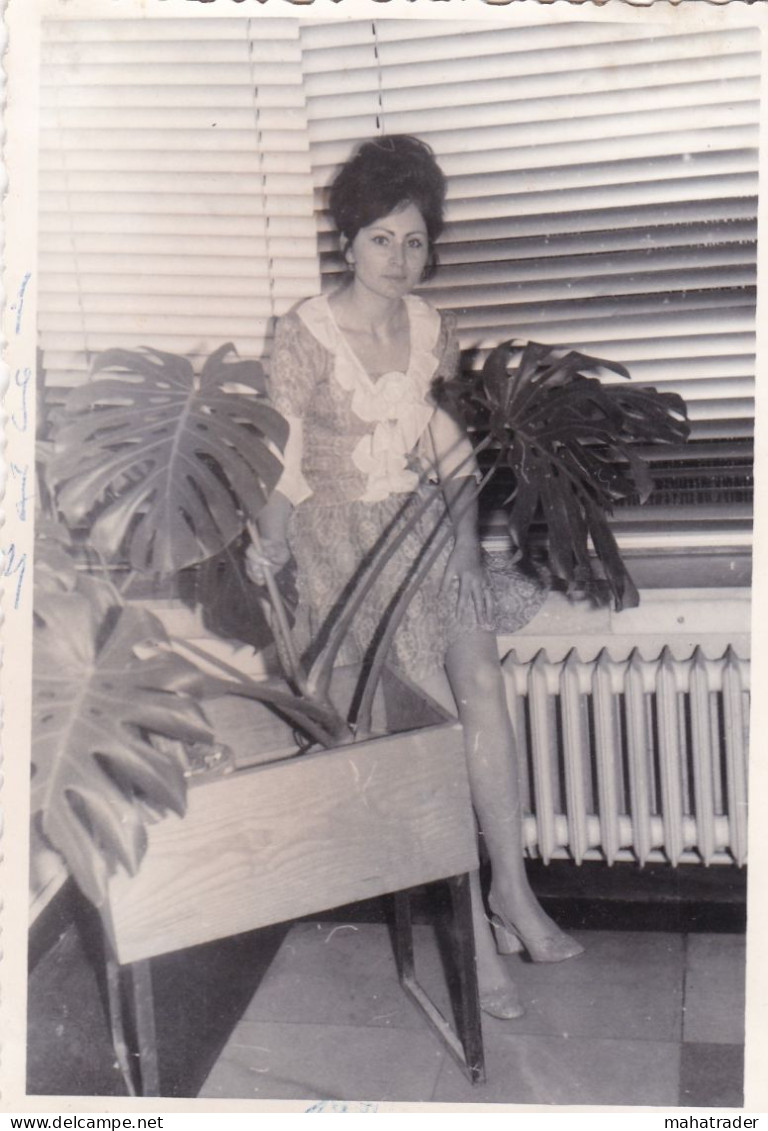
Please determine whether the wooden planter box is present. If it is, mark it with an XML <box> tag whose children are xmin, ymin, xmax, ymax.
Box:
<box><xmin>101</xmin><ymin>667</ymin><xmax>479</xmax><ymax>966</ymax></box>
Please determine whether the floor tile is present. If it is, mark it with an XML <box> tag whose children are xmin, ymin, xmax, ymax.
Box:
<box><xmin>679</xmin><ymin>1042</ymin><xmax>744</xmax><ymax>1108</ymax></box>
<box><xmin>686</xmin><ymin>933</ymin><xmax>746</xmax><ymax>970</ymax></box>
<box><xmin>245</xmin><ymin>921</ymin><xmax>448</xmax><ymax>1031</ymax></box>
<box><xmin>683</xmin><ymin>935</ymin><xmax>746</xmax><ymax>1045</ymax></box>
<box><xmin>487</xmin><ymin>973</ymin><xmax>683</xmax><ymax>1043</ymax></box>
<box><xmin>510</xmin><ymin>929</ymin><xmax>684</xmax><ymax>988</ymax></box>
<box><xmin>199</xmin><ymin>1020</ymin><xmax>445</xmax><ymax>1102</ymax></box>
<box><xmin>683</xmin><ymin>984</ymin><xmax>746</xmax><ymax>1046</ymax></box>
<box><xmin>432</xmin><ymin>1032</ymin><xmax>682</xmax><ymax>1107</ymax></box>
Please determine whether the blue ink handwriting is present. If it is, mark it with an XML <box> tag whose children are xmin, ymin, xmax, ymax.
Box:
<box><xmin>11</xmin><ymin>272</ymin><xmax>32</xmax><ymax>334</ymax></box>
<box><xmin>2</xmin><ymin>543</ymin><xmax>27</xmax><ymax>610</ymax></box>
<box><xmin>11</xmin><ymin>463</ymin><xmax>32</xmax><ymax>522</ymax></box>
<box><xmin>11</xmin><ymin>367</ymin><xmax>32</xmax><ymax>432</ymax></box>
<box><xmin>305</xmin><ymin>1102</ymin><xmax>379</xmax><ymax>1113</ymax></box>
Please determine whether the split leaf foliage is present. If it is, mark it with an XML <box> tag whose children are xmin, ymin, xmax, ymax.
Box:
<box><xmin>49</xmin><ymin>345</ymin><xmax>288</xmax><ymax>575</ymax></box>
<box><xmin>436</xmin><ymin>340</ymin><xmax>690</xmax><ymax>609</ymax></box>
<box><xmin>32</xmin><ymin>552</ymin><xmax>212</xmax><ymax>905</ymax></box>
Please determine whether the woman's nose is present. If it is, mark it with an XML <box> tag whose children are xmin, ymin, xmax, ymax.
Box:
<box><xmin>389</xmin><ymin>242</ymin><xmax>405</xmax><ymax>265</ymax></box>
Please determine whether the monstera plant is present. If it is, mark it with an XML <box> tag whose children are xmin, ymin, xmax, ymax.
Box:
<box><xmin>32</xmin><ymin>523</ymin><xmax>212</xmax><ymax>905</ymax></box>
<box><xmin>33</xmin><ymin>336</ymin><xmax>688</xmax><ymax>907</ymax></box>
<box><xmin>437</xmin><ymin>339</ymin><xmax>690</xmax><ymax>611</ymax></box>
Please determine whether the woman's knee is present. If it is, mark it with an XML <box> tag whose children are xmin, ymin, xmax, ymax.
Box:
<box><xmin>449</xmin><ymin>647</ymin><xmax>507</xmax><ymax>708</ymax></box>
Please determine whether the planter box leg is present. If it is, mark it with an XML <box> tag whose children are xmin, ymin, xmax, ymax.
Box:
<box><xmin>104</xmin><ymin>943</ymin><xmax>159</xmax><ymax>1097</ymax></box>
<box><xmin>447</xmin><ymin>873</ymin><xmax>485</xmax><ymax>1084</ymax></box>
<box><xmin>393</xmin><ymin>880</ymin><xmax>485</xmax><ymax>1085</ymax></box>
<box><xmin>392</xmin><ymin>891</ymin><xmax>415</xmax><ymax>982</ymax></box>
<box><xmin>126</xmin><ymin>960</ymin><xmax>160</xmax><ymax>1097</ymax></box>
<box><xmin>105</xmin><ymin>955</ymin><xmax>136</xmax><ymax>1097</ymax></box>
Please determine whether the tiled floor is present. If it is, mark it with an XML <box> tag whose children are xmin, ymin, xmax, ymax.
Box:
<box><xmin>200</xmin><ymin>921</ymin><xmax>745</xmax><ymax>1107</ymax></box>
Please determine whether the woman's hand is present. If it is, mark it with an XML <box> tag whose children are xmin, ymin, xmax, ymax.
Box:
<box><xmin>244</xmin><ymin>536</ymin><xmax>292</xmax><ymax>587</ymax></box>
<box><xmin>440</xmin><ymin>540</ymin><xmax>494</xmax><ymax>624</ymax></box>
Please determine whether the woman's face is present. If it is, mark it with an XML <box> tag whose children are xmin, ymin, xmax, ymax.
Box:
<box><xmin>347</xmin><ymin>201</ymin><xmax>429</xmax><ymax>302</ymax></box>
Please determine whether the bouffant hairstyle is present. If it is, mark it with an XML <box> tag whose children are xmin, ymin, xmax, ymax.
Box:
<box><xmin>329</xmin><ymin>135</ymin><xmax>446</xmax><ymax>280</ymax></box>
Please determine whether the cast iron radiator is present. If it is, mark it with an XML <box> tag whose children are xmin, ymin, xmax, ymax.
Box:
<box><xmin>503</xmin><ymin>646</ymin><xmax>749</xmax><ymax>867</ymax></box>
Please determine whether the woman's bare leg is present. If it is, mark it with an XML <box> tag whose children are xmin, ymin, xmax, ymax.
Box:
<box><xmin>416</xmin><ymin>667</ymin><xmax>518</xmax><ymax>995</ymax></box>
<box><xmin>441</xmin><ymin>631</ymin><xmax>581</xmax><ymax>953</ymax></box>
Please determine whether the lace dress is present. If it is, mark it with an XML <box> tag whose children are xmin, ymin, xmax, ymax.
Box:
<box><xmin>269</xmin><ymin>293</ymin><xmax>546</xmax><ymax>680</ymax></box>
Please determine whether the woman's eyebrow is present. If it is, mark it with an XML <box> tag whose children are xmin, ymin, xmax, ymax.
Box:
<box><xmin>369</xmin><ymin>226</ymin><xmax>425</xmax><ymax>237</ymax></box>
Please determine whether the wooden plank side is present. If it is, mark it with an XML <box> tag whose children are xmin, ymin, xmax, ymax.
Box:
<box><xmin>107</xmin><ymin>721</ymin><xmax>477</xmax><ymax>964</ymax></box>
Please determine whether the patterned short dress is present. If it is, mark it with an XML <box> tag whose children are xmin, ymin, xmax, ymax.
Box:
<box><xmin>269</xmin><ymin>293</ymin><xmax>546</xmax><ymax>681</ymax></box>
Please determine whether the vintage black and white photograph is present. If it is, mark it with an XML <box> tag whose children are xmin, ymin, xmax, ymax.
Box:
<box><xmin>4</xmin><ymin>0</ymin><xmax>764</xmax><ymax>1113</ymax></box>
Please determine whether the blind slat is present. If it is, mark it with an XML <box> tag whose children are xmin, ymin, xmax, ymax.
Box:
<box><xmin>41</xmin><ymin>83</ymin><xmax>301</xmax><ymax>111</ymax></box>
<box><xmin>454</xmin><ymin>308</ymin><xmax>756</xmax><ymax>351</ymax></box>
<box><xmin>42</xmin><ymin>62</ymin><xmax>304</xmax><ymax>87</ymax></box>
<box><xmin>436</xmin><ymin>176</ymin><xmax>757</xmax><ymax>222</ymax></box>
<box><xmin>40</xmin><ymin>233</ymin><xmax>317</xmax><ymax>260</ymax></box>
<box><xmin>40</xmin><ymin>294</ymin><xmax>282</xmax><ymax>319</ymax></box>
<box><xmin>42</xmin><ymin>18</ymin><xmax>299</xmax><ymax>43</ymax></box>
<box><xmin>429</xmin><ymin>223</ymin><xmax>757</xmax><ymax>265</ymax></box>
<box><xmin>39</xmin><ymin>169</ymin><xmax>315</xmax><ymax>197</ymax></box>
<box><xmin>39</xmin><ymin>212</ymin><xmax>318</xmax><ymax>239</ymax></box>
<box><xmin>41</xmin><ymin>267</ymin><xmax>319</xmax><ymax>296</ymax></box>
<box><xmin>43</xmin><ymin>330</ymin><xmax>273</xmax><ymax>370</ymax></box>
<box><xmin>40</xmin><ymin>122</ymin><xmax>311</xmax><ymax>151</ymax></box>
<box><xmin>426</xmin><ymin>276</ymin><xmax>756</xmax><ymax>313</ymax></box>
<box><xmin>41</xmin><ymin>99</ymin><xmax>307</xmax><ymax>130</ymax></box>
<box><xmin>42</xmin><ymin>40</ymin><xmax>300</xmax><ymax>66</ymax></box>
<box><xmin>40</xmin><ymin>310</ymin><xmax>279</xmax><ymax>334</ymax></box>
<box><xmin>41</xmin><ymin>259</ymin><xmax>320</xmax><ymax>284</ymax></box>
<box><xmin>423</xmin><ymin>245</ymin><xmax>755</xmax><ymax>287</ymax></box>
<box><xmin>41</xmin><ymin>147</ymin><xmax>311</xmax><ymax>176</ymax></box>
<box><xmin>40</xmin><ymin>192</ymin><xmax>317</xmax><ymax>221</ymax></box>
<box><xmin>454</xmin><ymin>319</ymin><xmax>757</xmax><ymax>355</ymax></box>
<box><xmin>441</xmin><ymin>150</ymin><xmax>756</xmax><ymax>199</ymax></box>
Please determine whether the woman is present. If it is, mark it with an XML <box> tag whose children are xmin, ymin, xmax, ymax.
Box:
<box><xmin>247</xmin><ymin>136</ymin><xmax>582</xmax><ymax>1019</ymax></box>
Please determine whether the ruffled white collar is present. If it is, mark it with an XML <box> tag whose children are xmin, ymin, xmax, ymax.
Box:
<box><xmin>296</xmin><ymin>294</ymin><xmax>442</xmax><ymax>502</ymax></box>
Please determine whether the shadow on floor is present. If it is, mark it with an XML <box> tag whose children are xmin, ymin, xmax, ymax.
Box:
<box><xmin>27</xmin><ymin>888</ymin><xmax>289</xmax><ymax>1098</ymax></box>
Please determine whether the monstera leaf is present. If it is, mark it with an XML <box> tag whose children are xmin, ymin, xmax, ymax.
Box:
<box><xmin>32</xmin><ymin>597</ymin><xmax>212</xmax><ymax>906</ymax></box>
<box><xmin>48</xmin><ymin>344</ymin><xmax>288</xmax><ymax>575</ymax></box>
<box><xmin>437</xmin><ymin>340</ymin><xmax>689</xmax><ymax>610</ymax></box>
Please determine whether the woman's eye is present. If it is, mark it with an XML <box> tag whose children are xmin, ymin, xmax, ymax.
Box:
<box><xmin>408</xmin><ymin>239</ymin><xmax>424</xmax><ymax>250</ymax></box>
<box><xmin>372</xmin><ymin>235</ymin><xmax>389</xmax><ymax>246</ymax></box>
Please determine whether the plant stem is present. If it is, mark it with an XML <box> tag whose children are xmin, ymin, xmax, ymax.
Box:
<box><xmin>354</xmin><ymin>457</ymin><xmax>500</xmax><ymax>740</ymax></box>
<box><xmin>175</xmin><ymin>637</ymin><xmax>350</xmax><ymax>748</ymax></box>
<box><xmin>245</xmin><ymin>521</ymin><xmax>309</xmax><ymax>695</ymax></box>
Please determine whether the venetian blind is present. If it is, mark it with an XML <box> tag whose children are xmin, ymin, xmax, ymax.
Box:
<box><xmin>300</xmin><ymin>19</ymin><xmax>757</xmax><ymax>552</ymax></box>
<box><xmin>38</xmin><ymin>17</ymin><xmax>321</xmax><ymax>389</ymax></box>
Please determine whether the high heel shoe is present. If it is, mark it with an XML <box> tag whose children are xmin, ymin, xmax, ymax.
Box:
<box><xmin>488</xmin><ymin>895</ymin><xmax>584</xmax><ymax>964</ymax></box>
<box><xmin>479</xmin><ymin>982</ymin><xmax>525</xmax><ymax>1020</ymax></box>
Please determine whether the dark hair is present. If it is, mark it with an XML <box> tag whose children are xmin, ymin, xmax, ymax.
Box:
<box><xmin>328</xmin><ymin>135</ymin><xmax>446</xmax><ymax>280</ymax></box>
